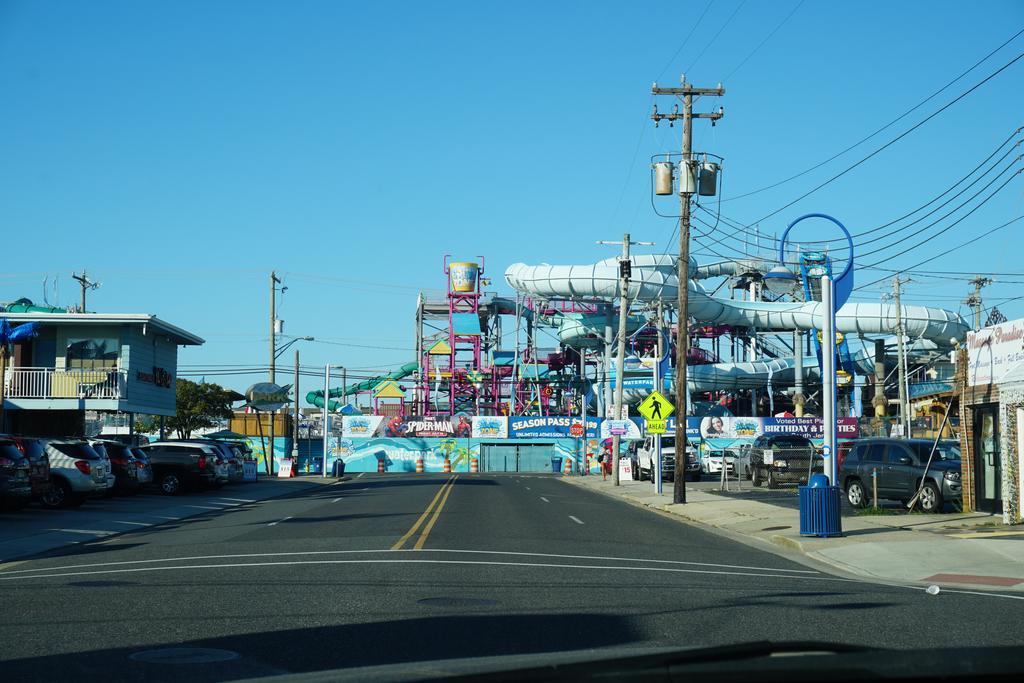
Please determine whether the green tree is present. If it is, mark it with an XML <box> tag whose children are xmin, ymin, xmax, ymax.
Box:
<box><xmin>167</xmin><ymin>379</ymin><xmax>234</xmax><ymax>439</ymax></box>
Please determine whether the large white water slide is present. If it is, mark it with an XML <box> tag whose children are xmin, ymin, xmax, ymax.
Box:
<box><xmin>504</xmin><ymin>254</ymin><xmax>968</xmax><ymax>395</ymax></box>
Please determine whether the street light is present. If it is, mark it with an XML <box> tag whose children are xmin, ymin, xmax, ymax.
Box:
<box><xmin>275</xmin><ymin>335</ymin><xmax>314</xmax><ymax>360</ymax></box>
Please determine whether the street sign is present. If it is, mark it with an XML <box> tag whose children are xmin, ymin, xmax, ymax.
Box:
<box><xmin>637</xmin><ymin>390</ymin><xmax>675</xmax><ymax>421</ymax></box>
<box><xmin>645</xmin><ymin>419</ymin><xmax>667</xmax><ymax>434</ymax></box>
<box><xmin>569</xmin><ymin>422</ymin><xmax>584</xmax><ymax>438</ymax></box>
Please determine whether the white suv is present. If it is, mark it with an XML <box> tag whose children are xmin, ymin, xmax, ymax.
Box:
<box><xmin>39</xmin><ymin>440</ymin><xmax>113</xmax><ymax>508</ymax></box>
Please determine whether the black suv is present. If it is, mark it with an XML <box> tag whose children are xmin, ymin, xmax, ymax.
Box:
<box><xmin>0</xmin><ymin>437</ymin><xmax>32</xmax><ymax>509</ymax></box>
<box><xmin>839</xmin><ymin>438</ymin><xmax>961</xmax><ymax>513</ymax></box>
<box><xmin>748</xmin><ymin>434</ymin><xmax>819</xmax><ymax>488</ymax></box>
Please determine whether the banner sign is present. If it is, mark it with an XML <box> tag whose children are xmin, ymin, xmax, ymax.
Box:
<box><xmin>242</xmin><ymin>460</ymin><xmax>258</xmax><ymax>482</ymax></box>
<box><xmin>967</xmin><ymin>318</ymin><xmax>1024</xmax><ymax>386</ymax></box>
<box><xmin>342</xmin><ymin>415</ymin><xmax>385</xmax><ymax>438</ymax></box>
<box><xmin>696</xmin><ymin>415</ymin><xmax>859</xmax><ymax>440</ymax></box>
<box><xmin>601</xmin><ymin>419</ymin><xmax>644</xmax><ymax>441</ymax></box>
<box><xmin>471</xmin><ymin>416</ymin><xmax>508</xmax><ymax>439</ymax></box>
<box><xmin>509</xmin><ymin>416</ymin><xmax>599</xmax><ymax>438</ymax></box>
<box><xmin>384</xmin><ymin>415</ymin><xmax>474</xmax><ymax>438</ymax></box>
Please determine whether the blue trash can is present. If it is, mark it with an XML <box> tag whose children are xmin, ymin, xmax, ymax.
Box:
<box><xmin>550</xmin><ymin>457</ymin><xmax>563</xmax><ymax>474</ymax></box>
<box><xmin>798</xmin><ymin>474</ymin><xmax>843</xmax><ymax>537</ymax></box>
<box><xmin>332</xmin><ymin>459</ymin><xmax>346</xmax><ymax>478</ymax></box>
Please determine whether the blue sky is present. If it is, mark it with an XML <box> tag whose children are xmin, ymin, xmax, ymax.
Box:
<box><xmin>1</xmin><ymin>0</ymin><xmax>1022</xmax><ymax>392</ymax></box>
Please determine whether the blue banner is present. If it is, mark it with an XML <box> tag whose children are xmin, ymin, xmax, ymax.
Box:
<box><xmin>508</xmin><ymin>416</ymin><xmax>600</xmax><ymax>438</ymax></box>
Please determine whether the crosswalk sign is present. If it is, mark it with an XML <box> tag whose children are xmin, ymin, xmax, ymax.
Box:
<box><xmin>637</xmin><ymin>390</ymin><xmax>675</xmax><ymax>420</ymax></box>
<box><xmin>645</xmin><ymin>419</ymin><xmax>667</xmax><ymax>434</ymax></box>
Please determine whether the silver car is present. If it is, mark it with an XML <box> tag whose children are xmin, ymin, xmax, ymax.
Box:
<box><xmin>39</xmin><ymin>439</ymin><xmax>112</xmax><ymax>508</ymax></box>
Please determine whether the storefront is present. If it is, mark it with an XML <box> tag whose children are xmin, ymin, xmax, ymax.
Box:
<box><xmin>958</xmin><ymin>318</ymin><xmax>1024</xmax><ymax>523</ymax></box>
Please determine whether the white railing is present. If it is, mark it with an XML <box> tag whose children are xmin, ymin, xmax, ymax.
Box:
<box><xmin>2</xmin><ymin>367</ymin><xmax>127</xmax><ymax>400</ymax></box>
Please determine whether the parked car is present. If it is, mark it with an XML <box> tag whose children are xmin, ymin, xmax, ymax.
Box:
<box><xmin>748</xmin><ymin>434</ymin><xmax>820</xmax><ymax>488</ymax></box>
<box><xmin>89</xmin><ymin>439</ymin><xmax>143</xmax><ymax>495</ymax></box>
<box><xmin>701</xmin><ymin>447</ymin><xmax>748</xmax><ymax>478</ymax></box>
<box><xmin>1</xmin><ymin>435</ymin><xmax>50</xmax><ymax>502</ymax></box>
<box><xmin>634</xmin><ymin>435</ymin><xmax>700</xmax><ymax>482</ymax></box>
<box><xmin>0</xmin><ymin>437</ymin><xmax>33</xmax><ymax>510</ymax></box>
<box><xmin>192</xmin><ymin>440</ymin><xmax>244</xmax><ymax>483</ymax></box>
<box><xmin>38</xmin><ymin>439</ymin><xmax>112</xmax><ymax>508</ymax></box>
<box><xmin>138</xmin><ymin>441</ymin><xmax>222</xmax><ymax>494</ymax></box>
<box><xmin>839</xmin><ymin>438</ymin><xmax>962</xmax><ymax>513</ymax></box>
<box><xmin>130</xmin><ymin>447</ymin><xmax>154</xmax><ymax>486</ymax></box>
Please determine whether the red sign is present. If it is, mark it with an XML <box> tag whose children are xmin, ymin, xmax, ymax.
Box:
<box><xmin>569</xmin><ymin>423</ymin><xmax>584</xmax><ymax>438</ymax></box>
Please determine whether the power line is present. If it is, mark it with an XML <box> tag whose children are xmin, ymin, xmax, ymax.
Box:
<box><xmin>855</xmin><ymin>212</ymin><xmax>1024</xmax><ymax>290</ymax></box>
<box><xmin>721</xmin><ymin>26</ymin><xmax>1024</xmax><ymax>203</ymax></box>
<box><xmin>720</xmin><ymin>0</ymin><xmax>804</xmax><ymax>83</ymax></box>
<box><xmin>686</xmin><ymin>0</ymin><xmax>748</xmax><ymax>73</ymax></box>
<box><xmin>744</xmin><ymin>49</ymin><xmax>1024</xmax><ymax>226</ymax></box>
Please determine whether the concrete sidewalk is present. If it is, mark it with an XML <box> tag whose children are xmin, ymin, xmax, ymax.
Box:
<box><xmin>561</xmin><ymin>474</ymin><xmax>1024</xmax><ymax>592</ymax></box>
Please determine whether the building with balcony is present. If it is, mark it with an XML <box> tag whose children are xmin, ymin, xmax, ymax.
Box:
<box><xmin>1</xmin><ymin>306</ymin><xmax>203</xmax><ymax>436</ymax></box>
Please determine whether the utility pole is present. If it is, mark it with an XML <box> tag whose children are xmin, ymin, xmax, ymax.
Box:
<box><xmin>654</xmin><ymin>300</ymin><xmax>664</xmax><ymax>494</ymax></box>
<box><xmin>652</xmin><ymin>75</ymin><xmax>725</xmax><ymax>504</ymax></box>
<box><xmin>963</xmin><ymin>275</ymin><xmax>993</xmax><ymax>330</ymax></box>
<box><xmin>71</xmin><ymin>270</ymin><xmax>100</xmax><ymax>312</ymax></box>
<box><xmin>268</xmin><ymin>271</ymin><xmax>281</xmax><ymax>475</ymax></box>
<box><xmin>293</xmin><ymin>348</ymin><xmax>300</xmax><ymax>461</ymax></box>
<box><xmin>598</xmin><ymin>234</ymin><xmax>654</xmax><ymax>486</ymax></box>
<box><xmin>892</xmin><ymin>276</ymin><xmax>911</xmax><ymax>438</ymax></box>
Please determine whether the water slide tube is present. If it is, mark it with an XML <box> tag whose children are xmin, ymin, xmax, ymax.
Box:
<box><xmin>505</xmin><ymin>254</ymin><xmax>968</xmax><ymax>344</ymax></box>
<box><xmin>306</xmin><ymin>361</ymin><xmax>419</xmax><ymax>411</ymax></box>
<box><xmin>506</xmin><ymin>255</ymin><xmax>968</xmax><ymax>395</ymax></box>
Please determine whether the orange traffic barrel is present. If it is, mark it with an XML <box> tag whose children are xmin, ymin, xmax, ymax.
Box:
<box><xmin>443</xmin><ymin>459</ymin><xmax>452</xmax><ymax>473</ymax></box>
<box><xmin>563</xmin><ymin>457</ymin><xmax>573</xmax><ymax>475</ymax></box>
<box><xmin>377</xmin><ymin>459</ymin><xmax>385</xmax><ymax>473</ymax></box>
<box><xmin>470</xmin><ymin>457</ymin><xmax>479</xmax><ymax>473</ymax></box>
<box><xmin>416</xmin><ymin>457</ymin><xmax>425</xmax><ymax>474</ymax></box>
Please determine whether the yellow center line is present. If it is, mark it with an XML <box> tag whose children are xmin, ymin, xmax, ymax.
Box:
<box><xmin>391</xmin><ymin>475</ymin><xmax>455</xmax><ymax>550</ymax></box>
<box><xmin>413</xmin><ymin>475</ymin><xmax>458</xmax><ymax>550</ymax></box>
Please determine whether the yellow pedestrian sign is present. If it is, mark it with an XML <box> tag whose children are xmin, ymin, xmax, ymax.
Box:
<box><xmin>645</xmin><ymin>419</ymin><xmax>667</xmax><ymax>434</ymax></box>
<box><xmin>637</xmin><ymin>390</ymin><xmax>674</xmax><ymax>421</ymax></box>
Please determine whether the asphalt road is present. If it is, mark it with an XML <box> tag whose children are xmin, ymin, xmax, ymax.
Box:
<box><xmin>0</xmin><ymin>473</ymin><xmax>1021</xmax><ymax>681</ymax></box>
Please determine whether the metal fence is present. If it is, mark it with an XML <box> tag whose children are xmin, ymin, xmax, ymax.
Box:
<box><xmin>2</xmin><ymin>367</ymin><xmax>126</xmax><ymax>400</ymax></box>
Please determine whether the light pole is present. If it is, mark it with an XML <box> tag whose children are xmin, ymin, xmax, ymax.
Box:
<box><xmin>777</xmin><ymin>213</ymin><xmax>855</xmax><ymax>486</ymax></box>
<box><xmin>274</xmin><ymin>337</ymin><xmax>314</xmax><ymax>463</ymax></box>
<box><xmin>323</xmin><ymin>364</ymin><xmax>345</xmax><ymax>477</ymax></box>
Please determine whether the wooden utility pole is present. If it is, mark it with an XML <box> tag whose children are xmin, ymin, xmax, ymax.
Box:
<box><xmin>963</xmin><ymin>275</ymin><xmax>992</xmax><ymax>330</ymax></box>
<box><xmin>652</xmin><ymin>76</ymin><xmax>724</xmax><ymax>504</ymax></box>
<box><xmin>72</xmin><ymin>270</ymin><xmax>100</xmax><ymax>312</ymax></box>
<box><xmin>597</xmin><ymin>234</ymin><xmax>654</xmax><ymax>486</ymax></box>
<box><xmin>893</xmin><ymin>276</ymin><xmax>911</xmax><ymax>438</ymax></box>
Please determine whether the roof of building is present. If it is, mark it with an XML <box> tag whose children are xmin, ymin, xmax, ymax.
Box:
<box><xmin>0</xmin><ymin>312</ymin><xmax>204</xmax><ymax>346</ymax></box>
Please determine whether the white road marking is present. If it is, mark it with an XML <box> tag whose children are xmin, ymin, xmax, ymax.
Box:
<box><xmin>50</xmin><ymin>529</ymin><xmax>113</xmax><ymax>536</ymax></box>
<box><xmin>525</xmin><ymin>487</ymin><xmax>531</xmax><ymax>490</ymax></box>
<box><xmin>145</xmin><ymin>515</ymin><xmax>180</xmax><ymax>521</ymax></box>
<box><xmin>357</xmin><ymin>473</ymin><xmax>365</xmax><ymax>479</ymax></box>
<box><xmin>0</xmin><ymin>558</ymin><xmax>864</xmax><ymax>586</ymax></box>
<box><xmin>0</xmin><ymin>548</ymin><xmax>819</xmax><ymax>576</ymax></box>
<box><xmin>267</xmin><ymin>517</ymin><xmax>293</xmax><ymax>526</ymax></box>
<box><xmin>568</xmin><ymin>516</ymin><xmax>584</xmax><ymax>525</ymax></box>
<box><xmin>184</xmin><ymin>505</ymin><xmax>225</xmax><ymax>511</ymax></box>
<box><xmin>332</xmin><ymin>497</ymin><xmax>344</xmax><ymax>503</ymax></box>
<box><xmin>111</xmin><ymin>521</ymin><xmax>151</xmax><ymax>527</ymax></box>
<box><xmin>540</xmin><ymin>497</ymin><xmax>550</xmax><ymax>503</ymax></box>
<box><xmin>213</xmin><ymin>498</ymin><xmax>255</xmax><ymax>503</ymax></box>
